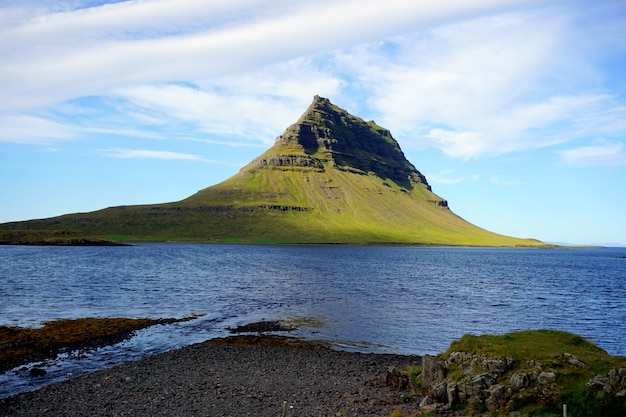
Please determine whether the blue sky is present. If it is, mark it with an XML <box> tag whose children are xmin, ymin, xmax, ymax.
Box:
<box><xmin>1</xmin><ymin>0</ymin><xmax>625</xmax><ymax>246</ymax></box>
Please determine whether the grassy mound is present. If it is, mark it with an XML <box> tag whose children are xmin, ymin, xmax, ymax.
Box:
<box><xmin>395</xmin><ymin>330</ymin><xmax>626</xmax><ymax>416</ymax></box>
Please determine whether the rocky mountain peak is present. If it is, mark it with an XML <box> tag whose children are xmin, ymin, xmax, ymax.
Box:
<box><xmin>269</xmin><ymin>96</ymin><xmax>429</xmax><ymax>189</ymax></box>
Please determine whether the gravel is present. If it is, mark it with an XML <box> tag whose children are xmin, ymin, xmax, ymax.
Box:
<box><xmin>0</xmin><ymin>340</ymin><xmax>422</xmax><ymax>417</ymax></box>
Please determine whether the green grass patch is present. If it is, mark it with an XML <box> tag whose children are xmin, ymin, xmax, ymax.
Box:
<box><xmin>438</xmin><ymin>330</ymin><xmax>626</xmax><ymax>417</ymax></box>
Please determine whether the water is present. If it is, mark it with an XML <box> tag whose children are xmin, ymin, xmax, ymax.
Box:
<box><xmin>1</xmin><ymin>244</ymin><xmax>625</xmax><ymax>398</ymax></box>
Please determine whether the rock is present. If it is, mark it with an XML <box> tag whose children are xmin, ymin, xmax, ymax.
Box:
<box><xmin>447</xmin><ymin>351</ymin><xmax>471</xmax><ymax>365</ymax></box>
<box><xmin>446</xmin><ymin>381</ymin><xmax>458</xmax><ymax>406</ymax></box>
<box><xmin>510</xmin><ymin>372</ymin><xmax>530</xmax><ymax>389</ymax></box>
<box><xmin>608</xmin><ymin>368</ymin><xmax>621</xmax><ymax>385</ymax></box>
<box><xmin>537</xmin><ymin>371</ymin><xmax>557</xmax><ymax>385</ymax></box>
<box><xmin>481</xmin><ymin>357</ymin><xmax>515</xmax><ymax>373</ymax></box>
<box><xmin>29</xmin><ymin>367</ymin><xmax>47</xmax><ymax>377</ymax></box>
<box><xmin>528</xmin><ymin>359</ymin><xmax>543</xmax><ymax>369</ymax></box>
<box><xmin>562</xmin><ymin>353</ymin><xmax>587</xmax><ymax>368</ymax></box>
<box><xmin>587</xmin><ymin>374</ymin><xmax>609</xmax><ymax>391</ymax></box>
<box><xmin>432</xmin><ymin>381</ymin><xmax>448</xmax><ymax>402</ymax></box>
<box><xmin>485</xmin><ymin>384</ymin><xmax>508</xmax><ymax>411</ymax></box>
<box><xmin>422</xmin><ymin>354</ymin><xmax>446</xmax><ymax>389</ymax></box>
<box><xmin>385</xmin><ymin>367</ymin><xmax>409</xmax><ymax>390</ymax></box>
<box><xmin>420</xmin><ymin>403</ymin><xmax>441</xmax><ymax>414</ymax></box>
<box><xmin>419</xmin><ymin>395</ymin><xmax>433</xmax><ymax>407</ymax></box>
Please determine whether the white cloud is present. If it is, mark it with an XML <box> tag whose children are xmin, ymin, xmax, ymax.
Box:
<box><xmin>425</xmin><ymin>169</ymin><xmax>466</xmax><ymax>185</ymax></box>
<box><xmin>353</xmin><ymin>9</ymin><xmax>626</xmax><ymax>159</ymax></box>
<box><xmin>1</xmin><ymin>0</ymin><xmax>624</xmax><ymax>163</ymax></box>
<box><xmin>99</xmin><ymin>148</ymin><xmax>204</xmax><ymax>161</ymax></box>
<box><xmin>0</xmin><ymin>0</ymin><xmax>541</xmax><ymax>111</ymax></box>
<box><xmin>560</xmin><ymin>141</ymin><xmax>626</xmax><ymax>166</ymax></box>
<box><xmin>0</xmin><ymin>114</ymin><xmax>78</xmax><ymax>144</ymax></box>
<box><xmin>113</xmin><ymin>60</ymin><xmax>343</xmax><ymax>145</ymax></box>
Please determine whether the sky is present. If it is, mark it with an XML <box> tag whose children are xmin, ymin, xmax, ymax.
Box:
<box><xmin>1</xmin><ymin>0</ymin><xmax>625</xmax><ymax>246</ymax></box>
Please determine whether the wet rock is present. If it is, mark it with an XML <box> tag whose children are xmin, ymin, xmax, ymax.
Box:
<box><xmin>29</xmin><ymin>368</ymin><xmax>46</xmax><ymax>377</ymax></box>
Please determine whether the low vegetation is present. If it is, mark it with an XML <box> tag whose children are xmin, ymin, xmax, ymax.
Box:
<box><xmin>0</xmin><ymin>317</ymin><xmax>193</xmax><ymax>372</ymax></box>
<box><xmin>391</xmin><ymin>330</ymin><xmax>626</xmax><ymax>416</ymax></box>
<box><xmin>0</xmin><ymin>230</ymin><xmax>125</xmax><ymax>246</ymax></box>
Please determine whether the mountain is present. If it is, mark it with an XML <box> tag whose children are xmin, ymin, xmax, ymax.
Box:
<box><xmin>0</xmin><ymin>96</ymin><xmax>544</xmax><ymax>246</ymax></box>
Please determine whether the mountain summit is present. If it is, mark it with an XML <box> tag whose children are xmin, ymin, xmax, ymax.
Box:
<box><xmin>262</xmin><ymin>95</ymin><xmax>428</xmax><ymax>189</ymax></box>
<box><xmin>0</xmin><ymin>96</ymin><xmax>543</xmax><ymax>246</ymax></box>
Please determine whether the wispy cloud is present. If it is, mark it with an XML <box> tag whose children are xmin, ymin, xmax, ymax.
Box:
<box><xmin>425</xmin><ymin>170</ymin><xmax>466</xmax><ymax>185</ymax></box>
<box><xmin>560</xmin><ymin>141</ymin><xmax>626</xmax><ymax>166</ymax></box>
<box><xmin>1</xmin><ymin>0</ymin><xmax>624</xmax><ymax>163</ymax></box>
<box><xmin>0</xmin><ymin>114</ymin><xmax>79</xmax><ymax>144</ymax></box>
<box><xmin>0</xmin><ymin>0</ymin><xmax>540</xmax><ymax>112</ymax></box>
<box><xmin>100</xmin><ymin>148</ymin><xmax>205</xmax><ymax>161</ymax></box>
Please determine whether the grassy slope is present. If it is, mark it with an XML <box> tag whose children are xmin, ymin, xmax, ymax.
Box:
<box><xmin>0</xmin><ymin>157</ymin><xmax>543</xmax><ymax>246</ymax></box>
<box><xmin>440</xmin><ymin>330</ymin><xmax>626</xmax><ymax>416</ymax></box>
<box><xmin>0</xmin><ymin>97</ymin><xmax>546</xmax><ymax>246</ymax></box>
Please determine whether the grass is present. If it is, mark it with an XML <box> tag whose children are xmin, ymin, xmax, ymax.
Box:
<box><xmin>0</xmin><ymin>97</ymin><xmax>551</xmax><ymax>247</ymax></box>
<box><xmin>437</xmin><ymin>330</ymin><xmax>626</xmax><ymax>416</ymax></box>
<box><xmin>0</xmin><ymin>230</ymin><xmax>125</xmax><ymax>246</ymax></box>
<box><xmin>5</xmin><ymin>163</ymin><xmax>543</xmax><ymax>246</ymax></box>
<box><xmin>442</xmin><ymin>330</ymin><xmax>626</xmax><ymax>374</ymax></box>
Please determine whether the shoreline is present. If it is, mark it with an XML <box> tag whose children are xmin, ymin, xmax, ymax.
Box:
<box><xmin>0</xmin><ymin>335</ymin><xmax>423</xmax><ymax>417</ymax></box>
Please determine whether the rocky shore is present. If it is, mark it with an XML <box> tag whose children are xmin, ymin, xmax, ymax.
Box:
<box><xmin>0</xmin><ymin>337</ymin><xmax>422</xmax><ymax>417</ymax></box>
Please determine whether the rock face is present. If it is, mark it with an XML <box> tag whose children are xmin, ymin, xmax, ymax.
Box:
<box><xmin>272</xmin><ymin>95</ymin><xmax>431</xmax><ymax>190</ymax></box>
<box><xmin>392</xmin><ymin>351</ymin><xmax>626</xmax><ymax>415</ymax></box>
<box><xmin>587</xmin><ymin>367</ymin><xmax>626</xmax><ymax>397</ymax></box>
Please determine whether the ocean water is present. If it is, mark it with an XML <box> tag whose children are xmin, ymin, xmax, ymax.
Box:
<box><xmin>1</xmin><ymin>244</ymin><xmax>625</xmax><ymax>397</ymax></box>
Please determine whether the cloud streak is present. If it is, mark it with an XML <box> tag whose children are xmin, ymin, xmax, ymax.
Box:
<box><xmin>560</xmin><ymin>142</ymin><xmax>626</xmax><ymax>166</ymax></box>
<box><xmin>1</xmin><ymin>0</ymin><xmax>624</xmax><ymax>163</ymax></box>
<box><xmin>1</xmin><ymin>0</ymin><xmax>539</xmax><ymax>111</ymax></box>
<box><xmin>100</xmin><ymin>147</ymin><xmax>205</xmax><ymax>161</ymax></box>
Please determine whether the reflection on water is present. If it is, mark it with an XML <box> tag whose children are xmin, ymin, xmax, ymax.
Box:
<box><xmin>1</xmin><ymin>244</ymin><xmax>625</xmax><ymax>398</ymax></box>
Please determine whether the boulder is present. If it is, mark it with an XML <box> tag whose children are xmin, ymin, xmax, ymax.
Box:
<box><xmin>446</xmin><ymin>381</ymin><xmax>459</xmax><ymax>406</ymax></box>
<box><xmin>587</xmin><ymin>374</ymin><xmax>610</xmax><ymax>392</ymax></box>
<box><xmin>485</xmin><ymin>384</ymin><xmax>508</xmax><ymax>411</ymax></box>
<box><xmin>537</xmin><ymin>371</ymin><xmax>557</xmax><ymax>385</ymax></box>
<box><xmin>562</xmin><ymin>353</ymin><xmax>587</xmax><ymax>368</ymax></box>
<box><xmin>481</xmin><ymin>357</ymin><xmax>515</xmax><ymax>373</ymax></box>
<box><xmin>510</xmin><ymin>372</ymin><xmax>530</xmax><ymax>389</ymax></box>
<box><xmin>432</xmin><ymin>381</ymin><xmax>448</xmax><ymax>402</ymax></box>
<box><xmin>422</xmin><ymin>354</ymin><xmax>446</xmax><ymax>389</ymax></box>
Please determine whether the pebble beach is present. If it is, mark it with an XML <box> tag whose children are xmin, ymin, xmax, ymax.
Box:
<box><xmin>0</xmin><ymin>338</ymin><xmax>422</xmax><ymax>417</ymax></box>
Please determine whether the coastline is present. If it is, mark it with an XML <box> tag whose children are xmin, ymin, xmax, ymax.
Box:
<box><xmin>0</xmin><ymin>336</ymin><xmax>422</xmax><ymax>417</ymax></box>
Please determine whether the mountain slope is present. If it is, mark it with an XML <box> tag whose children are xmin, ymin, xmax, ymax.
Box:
<box><xmin>0</xmin><ymin>96</ymin><xmax>543</xmax><ymax>246</ymax></box>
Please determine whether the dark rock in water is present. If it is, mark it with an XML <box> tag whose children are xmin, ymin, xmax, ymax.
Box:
<box><xmin>29</xmin><ymin>368</ymin><xmax>46</xmax><ymax>377</ymax></box>
<box><xmin>227</xmin><ymin>320</ymin><xmax>294</xmax><ymax>334</ymax></box>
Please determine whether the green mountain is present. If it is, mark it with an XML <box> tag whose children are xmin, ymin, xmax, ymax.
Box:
<box><xmin>1</xmin><ymin>96</ymin><xmax>544</xmax><ymax>246</ymax></box>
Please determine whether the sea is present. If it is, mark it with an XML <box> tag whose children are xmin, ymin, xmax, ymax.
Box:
<box><xmin>1</xmin><ymin>244</ymin><xmax>625</xmax><ymax>398</ymax></box>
